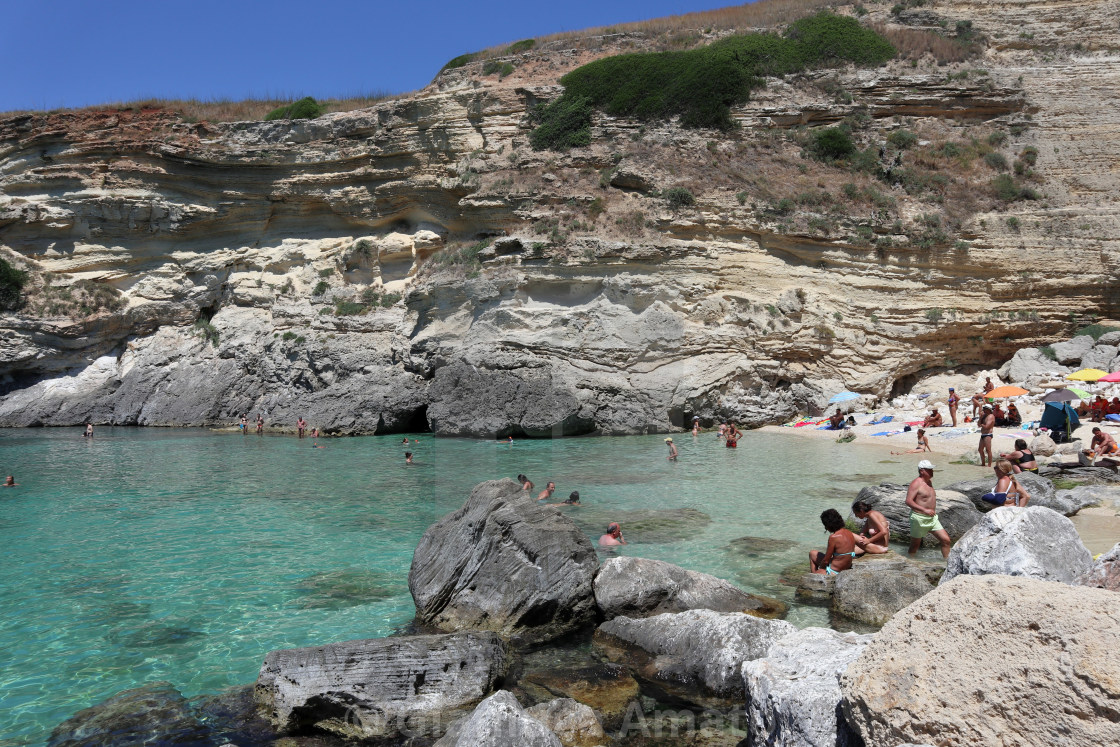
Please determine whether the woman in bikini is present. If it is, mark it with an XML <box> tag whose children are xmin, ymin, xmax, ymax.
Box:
<box><xmin>981</xmin><ymin>459</ymin><xmax>1030</xmax><ymax>507</ymax></box>
<box><xmin>809</xmin><ymin>508</ymin><xmax>858</xmax><ymax>575</ymax></box>
<box><xmin>999</xmin><ymin>438</ymin><xmax>1038</xmax><ymax>473</ymax></box>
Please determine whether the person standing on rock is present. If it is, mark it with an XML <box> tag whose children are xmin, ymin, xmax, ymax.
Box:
<box><xmin>851</xmin><ymin>501</ymin><xmax>890</xmax><ymax>554</ymax></box>
<box><xmin>978</xmin><ymin>405</ymin><xmax>996</xmax><ymax>467</ymax></box>
<box><xmin>239</xmin><ymin>414</ymin><xmax>247</xmax><ymax>434</ymax></box>
<box><xmin>905</xmin><ymin>460</ymin><xmax>952</xmax><ymax>559</ymax></box>
<box><xmin>599</xmin><ymin>522</ymin><xmax>626</xmax><ymax>546</ymax></box>
<box><xmin>947</xmin><ymin>387</ymin><xmax>960</xmax><ymax>426</ymax></box>
<box><xmin>809</xmin><ymin>509</ymin><xmax>858</xmax><ymax>575</ymax></box>
<box><xmin>665</xmin><ymin>438</ymin><xmax>678</xmax><ymax>460</ymax></box>
<box><xmin>536</xmin><ymin>481</ymin><xmax>556</xmax><ymax>501</ymax></box>
<box><xmin>297</xmin><ymin>416</ymin><xmax>306</xmax><ymax>439</ymax></box>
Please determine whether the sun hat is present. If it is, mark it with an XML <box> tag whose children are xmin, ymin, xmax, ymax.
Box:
<box><xmin>665</xmin><ymin>437</ymin><xmax>673</xmax><ymax>442</ymax></box>
<box><xmin>918</xmin><ymin>459</ymin><xmax>936</xmax><ymax>471</ymax></box>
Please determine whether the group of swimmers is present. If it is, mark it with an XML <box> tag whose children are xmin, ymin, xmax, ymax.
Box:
<box><xmin>515</xmin><ymin>474</ymin><xmax>626</xmax><ymax>546</ymax></box>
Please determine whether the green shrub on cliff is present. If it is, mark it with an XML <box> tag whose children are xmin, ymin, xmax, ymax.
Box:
<box><xmin>0</xmin><ymin>258</ymin><xmax>28</xmax><ymax>310</ymax></box>
<box><xmin>531</xmin><ymin>12</ymin><xmax>895</xmax><ymax>149</ymax></box>
<box><xmin>264</xmin><ymin>97</ymin><xmax>324</xmax><ymax>121</ymax></box>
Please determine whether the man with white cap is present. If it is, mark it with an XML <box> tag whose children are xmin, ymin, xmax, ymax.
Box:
<box><xmin>978</xmin><ymin>404</ymin><xmax>996</xmax><ymax>467</ymax></box>
<box><xmin>665</xmin><ymin>437</ymin><xmax>678</xmax><ymax>461</ymax></box>
<box><xmin>905</xmin><ymin>459</ymin><xmax>952</xmax><ymax>559</ymax></box>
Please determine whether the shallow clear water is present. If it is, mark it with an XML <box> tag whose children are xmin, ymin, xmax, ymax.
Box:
<box><xmin>0</xmin><ymin>427</ymin><xmax>980</xmax><ymax>745</ymax></box>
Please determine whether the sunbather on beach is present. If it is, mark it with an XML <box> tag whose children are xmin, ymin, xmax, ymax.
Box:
<box><xmin>851</xmin><ymin>500</ymin><xmax>890</xmax><ymax>554</ymax></box>
<box><xmin>922</xmin><ymin>409</ymin><xmax>943</xmax><ymax>428</ymax></box>
<box><xmin>892</xmin><ymin>428</ymin><xmax>930</xmax><ymax>454</ymax></box>
<box><xmin>1086</xmin><ymin>427</ymin><xmax>1119</xmax><ymax>460</ymax></box>
<box><xmin>828</xmin><ymin>408</ymin><xmax>845</xmax><ymax>429</ymax></box>
<box><xmin>809</xmin><ymin>509</ymin><xmax>858</xmax><ymax>575</ymax></box>
<box><xmin>948</xmin><ymin>388</ymin><xmax>960</xmax><ymax>426</ymax></box>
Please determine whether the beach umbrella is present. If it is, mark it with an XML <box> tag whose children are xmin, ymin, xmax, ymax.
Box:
<box><xmin>1067</xmin><ymin>387</ymin><xmax>1093</xmax><ymax>400</ymax></box>
<box><xmin>986</xmin><ymin>385</ymin><xmax>1028</xmax><ymax>398</ymax></box>
<box><xmin>1099</xmin><ymin>371</ymin><xmax>1120</xmax><ymax>383</ymax></box>
<box><xmin>1067</xmin><ymin>368</ymin><xmax>1108</xmax><ymax>382</ymax></box>
<box><xmin>1041</xmin><ymin>388</ymin><xmax>1079</xmax><ymax>403</ymax></box>
<box><xmin>829</xmin><ymin>391</ymin><xmax>861</xmax><ymax>404</ymax></box>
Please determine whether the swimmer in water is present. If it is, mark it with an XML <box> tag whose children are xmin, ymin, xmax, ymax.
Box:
<box><xmin>3</xmin><ymin>475</ymin><xmax>16</xmax><ymax>487</ymax></box>
<box><xmin>549</xmin><ymin>490</ymin><xmax>581</xmax><ymax>506</ymax></box>
<box><xmin>84</xmin><ymin>423</ymin><xmax>93</xmax><ymax>438</ymax></box>
<box><xmin>405</xmin><ymin>451</ymin><xmax>414</xmax><ymax>464</ymax></box>
<box><xmin>665</xmin><ymin>437</ymin><xmax>678</xmax><ymax>460</ymax></box>
<box><xmin>599</xmin><ymin>522</ymin><xmax>626</xmax><ymax>546</ymax></box>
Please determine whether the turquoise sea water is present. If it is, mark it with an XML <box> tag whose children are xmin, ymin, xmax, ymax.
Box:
<box><xmin>0</xmin><ymin>427</ymin><xmax>980</xmax><ymax>745</ymax></box>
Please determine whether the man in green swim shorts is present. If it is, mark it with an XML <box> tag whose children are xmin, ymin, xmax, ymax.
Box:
<box><xmin>905</xmin><ymin>459</ymin><xmax>952</xmax><ymax>559</ymax></box>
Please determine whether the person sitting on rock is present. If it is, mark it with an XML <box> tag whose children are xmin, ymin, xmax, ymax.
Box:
<box><xmin>1000</xmin><ymin>438</ymin><xmax>1038</xmax><ymax>474</ymax></box>
<box><xmin>809</xmin><ymin>509</ymin><xmax>858</xmax><ymax>576</ymax></box>
<box><xmin>982</xmin><ymin>459</ymin><xmax>1030</xmax><ymax>507</ymax></box>
<box><xmin>922</xmin><ymin>409</ymin><xmax>943</xmax><ymax>428</ymax></box>
<box><xmin>599</xmin><ymin>522</ymin><xmax>626</xmax><ymax>547</ymax></box>
<box><xmin>851</xmin><ymin>500</ymin><xmax>890</xmax><ymax>555</ymax></box>
<box><xmin>1086</xmin><ymin>427</ymin><xmax>1120</xmax><ymax>461</ymax></box>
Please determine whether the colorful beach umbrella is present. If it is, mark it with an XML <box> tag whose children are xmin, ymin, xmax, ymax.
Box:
<box><xmin>1067</xmin><ymin>387</ymin><xmax>1092</xmax><ymax>400</ymax></box>
<box><xmin>1041</xmin><ymin>389</ymin><xmax>1079</xmax><ymax>403</ymax></box>
<box><xmin>829</xmin><ymin>390</ymin><xmax>861</xmax><ymax>404</ymax></box>
<box><xmin>986</xmin><ymin>385</ymin><xmax>1029</xmax><ymax>398</ymax></box>
<box><xmin>1067</xmin><ymin>368</ymin><xmax>1108</xmax><ymax>382</ymax></box>
<box><xmin>1099</xmin><ymin>371</ymin><xmax>1120</xmax><ymax>383</ymax></box>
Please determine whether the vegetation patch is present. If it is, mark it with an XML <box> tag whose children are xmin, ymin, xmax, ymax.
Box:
<box><xmin>531</xmin><ymin>12</ymin><xmax>894</xmax><ymax>149</ymax></box>
<box><xmin>442</xmin><ymin>52</ymin><xmax>477</xmax><ymax>71</ymax></box>
<box><xmin>264</xmin><ymin>97</ymin><xmax>325</xmax><ymax>121</ymax></box>
<box><xmin>22</xmin><ymin>275</ymin><xmax>126</xmax><ymax>319</ymax></box>
<box><xmin>1075</xmin><ymin>323</ymin><xmax>1120</xmax><ymax>340</ymax></box>
<box><xmin>193</xmin><ymin>319</ymin><xmax>220</xmax><ymax>347</ymax></box>
<box><xmin>0</xmin><ymin>257</ymin><xmax>28</xmax><ymax>310</ymax></box>
<box><xmin>507</xmin><ymin>39</ymin><xmax>536</xmax><ymax>54</ymax></box>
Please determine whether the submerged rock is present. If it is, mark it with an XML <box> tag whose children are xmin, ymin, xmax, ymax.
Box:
<box><xmin>434</xmin><ymin>691</ymin><xmax>561</xmax><ymax>747</ymax></box>
<box><xmin>594</xmin><ymin>556</ymin><xmax>787</xmax><ymax>620</ymax></box>
<box><xmin>742</xmin><ymin>627</ymin><xmax>871</xmax><ymax>747</ymax></box>
<box><xmin>48</xmin><ymin>682</ymin><xmax>209</xmax><ymax>747</ymax></box>
<box><xmin>854</xmin><ymin>483</ymin><xmax>981</xmax><ymax>547</ymax></box>
<box><xmin>254</xmin><ymin>631</ymin><xmax>508</xmax><ymax>741</ymax></box>
<box><xmin>292</xmin><ymin>569</ymin><xmax>397</xmax><ymax>610</ymax></box>
<box><xmin>726</xmin><ymin>535</ymin><xmax>798</xmax><ymax>556</ymax></box>
<box><xmin>941</xmin><ymin>506</ymin><xmax>1093</xmax><ymax>585</ymax></box>
<box><xmin>525</xmin><ymin>698</ymin><xmax>606</xmax><ymax>747</ymax></box>
<box><xmin>841</xmin><ymin>575</ymin><xmax>1120</xmax><ymax>747</ymax></box>
<box><xmin>515</xmin><ymin>661</ymin><xmax>640</xmax><ymax>732</ymax></box>
<box><xmin>409</xmin><ymin>479</ymin><xmax>598</xmax><ymax>645</ymax></box>
<box><xmin>595</xmin><ymin>609</ymin><xmax>795</xmax><ymax>706</ymax></box>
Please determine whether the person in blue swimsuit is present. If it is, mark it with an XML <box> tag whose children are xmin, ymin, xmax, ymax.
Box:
<box><xmin>809</xmin><ymin>509</ymin><xmax>858</xmax><ymax>576</ymax></box>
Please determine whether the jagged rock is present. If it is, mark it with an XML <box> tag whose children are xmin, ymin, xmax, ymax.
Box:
<box><xmin>941</xmin><ymin>506</ymin><xmax>1093</xmax><ymax>585</ymax></box>
<box><xmin>1077</xmin><ymin>541</ymin><xmax>1120</xmax><ymax>591</ymax></box>
<box><xmin>795</xmin><ymin>572</ymin><xmax>835</xmax><ymax>601</ymax></box>
<box><xmin>999</xmin><ymin>347</ymin><xmax>1068</xmax><ymax>382</ymax></box>
<box><xmin>1039</xmin><ymin>465</ymin><xmax>1120</xmax><ymax>483</ymax></box>
<box><xmin>515</xmin><ymin>662</ymin><xmax>639</xmax><ymax>732</ymax></box>
<box><xmin>742</xmin><ymin>627</ymin><xmax>871</xmax><ymax>747</ymax></box>
<box><xmin>1050</xmin><ymin>485</ymin><xmax>1115</xmax><ymax>514</ymax></box>
<box><xmin>47</xmin><ymin>683</ymin><xmax>209</xmax><ymax>747</ymax></box>
<box><xmin>830</xmin><ymin>563</ymin><xmax>935</xmax><ymax>627</ymax></box>
<box><xmin>595</xmin><ymin>609</ymin><xmax>795</xmax><ymax>705</ymax></box>
<box><xmin>1030</xmin><ymin>433</ymin><xmax>1057</xmax><ymax>457</ymax></box>
<box><xmin>192</xmin><ymin>686</ymin><xmax>282</xmax><ymax>747</ymax></box>
<box><xmin>254</xmin><ymin>631</ymin><xmax>508</xmax><ymax>740</ymax></box>
<box><xmin>944</xmin><ymin>472</ymin><xmax>1057</xmax><ymax>512</ymax></box>
<box><xmin>841</xmin><ymin>575</ymin><xmax>1120</xmax><ymax>747</ymax></box>
<box><xmin>409</xmin><ymin>479</ymin><xmax>598</xmax><ymax>645</ymax></box>
<box><xmin>853</xmin><ymin>483</ymin><xmax>982</xmax><ymax>547</ymax></box>
<box><xmin>593</xmin><ymin>556</ymin><xmax>786</xmax><ymax>620</ymax></box>
<box><xmin>1051</xmin><ymin>334</ymin><xmax>1095</xmax><ymax>365</ymax></box>
<box><xmin>524</xmin><ymin>698</ymin><xmax>606</xmax><ymax>747</ymax></box>
<box><xmin>1081</xmin><ymin>344</ymin><xmax>1118</xmax><ymax>370</ymax></box>
<box><xmin>435</xmin><ymin>691</ymin><xmax>561</xmax><ymax>747</ymax></box>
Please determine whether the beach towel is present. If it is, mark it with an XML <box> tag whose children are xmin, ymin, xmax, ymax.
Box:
<box><xmin>1108</xmin><ymin>414</ymin><xmax>1120</xmax><ymax>423</ymax></box>
<box><xmin>867</xmin><ymin>415</ymin><xmax>894</xmax><ymax>425</ymax></box>
<box><xmin>872</xmin><ymin>429</ymin><xmax>905</xmax><ymax>436</ymax></box>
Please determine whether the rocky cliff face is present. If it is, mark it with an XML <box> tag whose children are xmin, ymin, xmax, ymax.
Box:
<box><xmin>1</xmin><ymin>0</ymin><xmax>1118</xmax><ymax>435</ymax></box>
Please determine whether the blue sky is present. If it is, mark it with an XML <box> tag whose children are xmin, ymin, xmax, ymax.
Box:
<box><xmin>2</xmin><ymin>0</ymin><xmax>739</xmax><ymax>112</ymax></box>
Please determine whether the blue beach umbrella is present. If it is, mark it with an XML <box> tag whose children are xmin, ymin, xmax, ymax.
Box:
<box><xmin>829</xmin><ymin>391</ymin><xmax>861</xmax><ymax>404</ymax></box>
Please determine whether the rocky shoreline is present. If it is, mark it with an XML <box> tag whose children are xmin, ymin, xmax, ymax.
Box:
<box><xmin>47</xmin><ymin>475</ymin><xmax>1120</xmax><ymax>747</ymax></box>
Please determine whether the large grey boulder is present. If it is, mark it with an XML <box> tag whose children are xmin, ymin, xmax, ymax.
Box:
<box><xmin>1051</xmin><ymin>334</ymin><xmax>1095</xmax><ymax>365</ymax></box>
<box><xmin>831</xmin><ymin>563</ymin><xmax>935</xmax><ymax>627</ymax></box>
<box><xmin>941</xmin><ymin>506</ymin><xmax>1093</xmax><ymax>585</ymax></box>
<box><xmin>1030</xmin><ymin>433</ymin><xmax>1057</xmax><ymax>457</ymax></box>
<box><xmin>999</xmin><ymin>347</ymin><xmax>1068</xmax><ymax>382</ymax></box>
<box><xmin>944</xmin><ymin>472</ymin><xmax>1057</xmax><ymax>513</ymax></box>
<box><xmin>854</xmin><ymin>483</ymin><xmax>982</xmax><ymax>547</ymax></box>
<box><xmin>435</xmin><ymin>691</ymin><xmax>561</xmax><ymax>747</ymax></box>
<box><xmin>524</xmin><ymin>698</ymin><xmax>606</xmax><ymax>747</ymax></box>
<box><xmin>409</xmin><ymin>479</ymin><xmax>599</xmax><ymax>645</ymax></box>
<box><xmin>48</xmin><ymin>683</ymin><xmax>209</xmax><ymax>747</ymax></box>
<box><xmin>1097</xmin><ymin>330</ymin><xmax>1120</xmax><ymax>346</ymax></box>
<box><xmin>1081</xmin><ymin>344</ymin><xmax>1118</xmax><ymax>371</ymax></box>
<box><xmin>595</xmin><ymin>609</ymin><xmax>795</xmax><ymax>705</ymax></box>
<box><xmin>255</xmin><ymin>631</ymin><xmax>508</xmax><ymax>740</ymax></box>
<box><xmin>593</xmin><ymin>556</ymin><xmax>786</xmax><ymax>620</ymax></box>
<box><xmin>742</xmin><ymin>627</ymin><xmax>871</xmax><ymax>747</ymax></box>
<box><xmin>1049</xmin><ymin>485</ymin><xmax>1114</xmax><ymax>514</ymax></box>
<box><xmin>841</xmin><ymin>576</ymin><xmax>1120</xmax><ymax>747</ymax></box>
<box><xmin>1077</xmin><ymin>542</ymin><xmax>1120</xmax><ymax>591</ymax></box>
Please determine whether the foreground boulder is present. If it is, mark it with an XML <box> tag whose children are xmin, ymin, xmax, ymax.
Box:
<box><xmin>841</xmin><ymin>575</ymin><xmax>1120</xmax><ymax>746</ymax></box>
<box><xmin>1077</xmin><ymin>541</ymin><xmax>1120</xmax><ymax>591</ymax></box>
<box><xmin>595</xmin><ymin>609</ymin><xmax>794</xmax><ymax>706</ymax></box>
<box><xmin>944</xmin><ymin>472</ymin><xmax>1056</xmax><ymax>512</ymax></box>
<box><xmin>255</xmin><ymin>631</ymin><xmax>508</xmax><ymax>740</ymax></box>
<box><xmin>434</xmin><ymin>690</ymin><xmax>561</xmax><ymax>747</ymax></box>
<box><xmin>831</xmin><ymin>562</ymin><xmax>935</xmax><ymax>627</ymax></box>
<box><xmin>941</xmin><ymin>506</ymin><xmax>1093</xmax><ymax>585</ymax></box>
<box><xmin>854</xmin><ymin>483</ymin><xmax>981</xmax><ymax>547</ymax></box>
<box><xmin>593</xmin><ymin>556</ymin><xmax>786</xmax><ymax>620</ymax></box>
<box><xmin>48</xmin><ymin>683</ymin><xmax>209</xmax><ymax>747</ymax></box>
<box><xmin>409</xmin><ymin>479</ymin><xmax>599</xmax><ymax>645</ymax></box>
<box><xmin>525</xmin><ymin>698</ymin><xmax>606</xmax><ymax>747</ymax></box>
<box><xmin>742</xmin><ymin>628</ymin><xmax>871</xmax><ymax>747</ymax></box>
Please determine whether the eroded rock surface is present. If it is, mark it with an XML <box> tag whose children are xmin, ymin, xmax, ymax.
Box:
<box><xmin>841</xmin><ymin>575</ymin><xmax>1120</xmax><ymax>747</ymax></box>
<box><xmin>435</xmin><ymin>691</ymin><xmax>561</xmax><ymax>747</ymax></box>
<box><xmin>1077</xmin><ymin>541</ymin><xmax>1120</xmax><ymax>591</ymax></box>
<box><xmin>831</xmin><ymin>563</ymin><xmax>935</xmax><ymax>627</ymax></box>
<box><xmin>409</xmin><ymin>479</ymin><xmax>598</xmax><ymax>645</ymax></box>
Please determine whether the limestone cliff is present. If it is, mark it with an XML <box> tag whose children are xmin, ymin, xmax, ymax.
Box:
<box><xmin>1</xmin><ymin>0</ymin><xmax>1118</xmax><ymax>435</ymax></box>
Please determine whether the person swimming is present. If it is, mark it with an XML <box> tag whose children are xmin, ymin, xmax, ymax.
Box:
<box><xmin>599</xmin><ymin>522</ymin><xmax>626</xmax><ymax>546</ymax></box>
